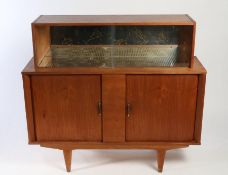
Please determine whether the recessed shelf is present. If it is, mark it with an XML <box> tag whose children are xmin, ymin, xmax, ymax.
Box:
<box><xmin>33</xmin><ymin>25</ymin><xmax>194</xmax><ymax>68</ymax></box>
<box><xmin>39</xmin><ymin>45</ymin><xmax>189</xmax><ymax>68</ymax></box>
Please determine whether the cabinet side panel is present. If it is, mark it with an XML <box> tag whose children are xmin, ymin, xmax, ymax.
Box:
<box><xmin>194</xmin><ymin>74</ymin><xmax>206</xmax><ymax>143</ymax></box>
<box><xmin>32</xmin><ymin>25</ymin><xmax>50</xmax><ymax>67</ymax></box>
<box><xmin>102</xmin><ymin>75</ymin><xmax>126</xmax><ymax>142</ymax></box>
<box><xmin>178</xmin><ymin>25</ymin><xmax>195</xmax><ymax>67</ymax></box>
<box><xmin>126</xmin><ymin>75</ymin><xmax>198</xmax><ymax>142</ymax></box>
<box><xmin>22</xmin><ymin>75</ymin><xmax>36</xmax><ymax>142</ymax></box>
<box><xmin>31</xmin><ymin>75</ymin><xmax>102</xmax><ymax>141</ymax></box>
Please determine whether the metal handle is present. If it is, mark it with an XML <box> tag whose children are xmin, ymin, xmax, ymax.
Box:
<box><xmin>97</xmin><ymin>101</ymin><xmax>102</xmax><ymax>117</ymax></box>
<box><xmin>127</xmin><ymin>103</ymin><xmax>131</xmax><ymax>117</ymax></box>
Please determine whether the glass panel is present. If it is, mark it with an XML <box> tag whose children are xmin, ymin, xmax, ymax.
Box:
<box><xmin>50</xmin><ymin>26</ymin><xmax>178</xmax><ymax>45</ymax></box>
<box><xmin>38</xmin><ymin>26</ymin><xmax>190</xmax><ymax>68</ymax></box>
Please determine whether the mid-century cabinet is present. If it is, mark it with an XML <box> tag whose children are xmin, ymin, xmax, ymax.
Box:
<box><xmin>22</xmin><ymin>15</ymin><xmax>206</xmax><ymax>172</ymax></box>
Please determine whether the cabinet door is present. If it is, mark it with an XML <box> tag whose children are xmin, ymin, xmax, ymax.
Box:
<box><xmin>126</xmin><ymin>75</ymin><xmax>198</xmax><ymax>142</ymax></box>
<box><xmin>31</xmin><ymin>75</ymin><xmax>101</xmax><ymax>141</ymax></box>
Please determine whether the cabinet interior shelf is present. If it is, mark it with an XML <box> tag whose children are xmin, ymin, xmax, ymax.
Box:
<box><xmin>39</xmin><ymin>45</ymin><xmax>188</xmax><ymax>68</ymax></box>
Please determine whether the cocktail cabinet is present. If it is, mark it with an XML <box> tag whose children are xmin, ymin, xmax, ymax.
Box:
<box><xmin>22</xmin><ymin>15</ymin><xmax>206</xmax><ymax>172</ymax></box>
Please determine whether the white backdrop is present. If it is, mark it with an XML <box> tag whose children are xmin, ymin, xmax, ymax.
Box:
<box><xmin>0</xmin><ymin>0</ymin><xmax>228</xmax><ymax>174</ymax></box>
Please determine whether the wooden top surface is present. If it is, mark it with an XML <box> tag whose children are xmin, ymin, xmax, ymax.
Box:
<box><xmin>33</xmin><ymin>15</ymin><xmax>195</xmax><ymax>25</ymax></box>
<box><xmin>22</xmin><ymin>57</ymin><xmax>206</xmax><ymax>75</ymax></box>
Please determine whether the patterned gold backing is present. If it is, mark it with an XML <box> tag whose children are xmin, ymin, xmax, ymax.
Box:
<box><xmin>42</xmin><ymin>45</ymin><xmax>181</xmax><ymax>67</ymax></box>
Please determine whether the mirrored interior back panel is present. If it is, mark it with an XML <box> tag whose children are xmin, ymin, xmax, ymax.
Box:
<box><xmin>34</xmin><ymin>25</ymin><xmax>194</xmax><ymax>68</ymax></box>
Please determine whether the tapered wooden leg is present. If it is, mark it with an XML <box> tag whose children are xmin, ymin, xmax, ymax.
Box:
<box><xmin>157</xmin><ymin>149</ymin><xmax>166</xmax><ymax>172</ymax></box>
<box><xmin>63</xmin><ymin>150</ymin><xmax>72</xmax><ymax>172</ymax></box>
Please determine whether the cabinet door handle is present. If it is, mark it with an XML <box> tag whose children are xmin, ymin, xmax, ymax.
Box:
<box><xmin>127</xmin><ymin>103</ymin><xmax>131</xmax><ymax>118</ymax></box>
<box><xmin>97</xmin><ymin>101</ymin><xmax>102</xmax><ymax>117</ymax></box>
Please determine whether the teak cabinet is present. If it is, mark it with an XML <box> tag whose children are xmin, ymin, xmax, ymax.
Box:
<box><xmin>22</xmin><ymin>15</ymin><xmax>206</xmax><ymax>173</ymax></box>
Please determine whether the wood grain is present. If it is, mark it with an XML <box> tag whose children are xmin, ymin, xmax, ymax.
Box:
<box><xmin>178</xmin><ymin>25</ymin><xmax>195</xmax><ymax>67</ymax></box>
<box><xmin>32</xmin><ymin>25</ymin><xmax>50</xmax><ymax>68</ymax></box>
<box><xmin>31</xmin><ymin>75</ymin><xmax>102</xmax><ymax>141</ymax></box>
<box><xmin>22</xmin><ymin>75</ymin><xmax>36</xmax><ymax>142</ymax></box>
<box><xmin>194</xmin><ymin>74</ymin><xmax>206</xmax><ymax>143</ymax></box>
<box><xmin>40</xmin><ymin>142</ymin><xmax>189</xmax><ymax>150</ymax></box>
<box><xmin>126</xmin><ymin>75</ymin><xmax>198</xmax><ymax>141</ymax></box>
<box><xmin>33</xmin><ymin>15</ymin><xmax>195</xmax><ymax>25</ymax></box>
<box><xmin>102</xmin><ymin>75</ymin><xmax>126</xmax><ymax>142</ymax></box>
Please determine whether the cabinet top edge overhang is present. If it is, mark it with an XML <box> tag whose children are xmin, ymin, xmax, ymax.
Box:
<box><xmin>32</xmin><ymin>15</ymin><xmax>196</xmax><ymax>26</ymax></box>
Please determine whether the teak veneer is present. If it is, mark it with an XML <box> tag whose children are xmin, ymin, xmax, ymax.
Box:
<box><xmin>22</xmin><ymin>15</ymin><xmax>206</xmax><ymax>173</ymax></box>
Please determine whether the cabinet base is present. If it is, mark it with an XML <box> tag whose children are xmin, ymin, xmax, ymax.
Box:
<box><xmin>40</xmin><ymin>142</ymin><xmax>189</xmax><ymax>173</ymax></box>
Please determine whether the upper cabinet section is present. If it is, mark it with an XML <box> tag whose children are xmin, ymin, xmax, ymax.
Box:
<box><xmin>32</xmin><ymin>15</ymin><xmax>196</xmax><ymax>68</ymax></box>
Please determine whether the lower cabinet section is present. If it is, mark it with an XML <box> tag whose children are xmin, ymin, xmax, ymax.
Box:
<box><xmin>22</xmin><ymin>58</ymin><xmax>206</xmax><ymax>172</ymax></box>
<box><xmin>23</xmin><ymin>73</ymin><xmax>205</xmax><ymax>172</ymax></box>
<box><xmin>29</xmin><ymin>74</ymin><xmax>199</xmax><ymax>143</ymax></box>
